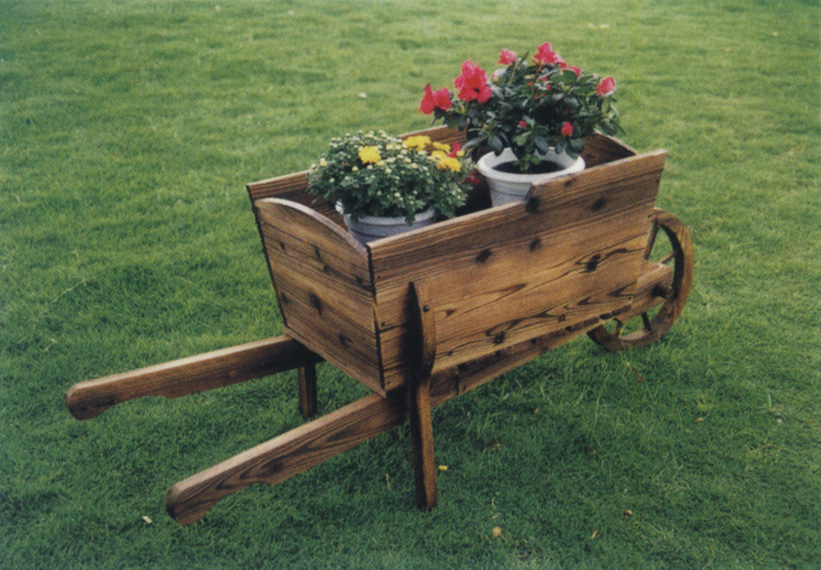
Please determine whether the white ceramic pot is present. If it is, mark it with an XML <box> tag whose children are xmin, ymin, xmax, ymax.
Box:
<box><xmin>477</xmin><ymin>148</ymin><xmax>585</xmax><ymax>207</ymax></box>
<box><xmin>336</xmin><ymin>204</ymin><xmax>437</xmax><ymax>245</ymax></box>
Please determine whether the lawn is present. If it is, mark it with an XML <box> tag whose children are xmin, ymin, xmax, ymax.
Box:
<box><xmin>1</xmin><ymin>0</ymin><xmax>819</xmax><ymax>568</ymax></box>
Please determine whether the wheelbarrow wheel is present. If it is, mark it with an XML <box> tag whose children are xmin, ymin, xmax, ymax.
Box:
<box><xmin>588</xmin><ymin>208</ymin><xmax>694</xmax><ymax>351</ymax></box>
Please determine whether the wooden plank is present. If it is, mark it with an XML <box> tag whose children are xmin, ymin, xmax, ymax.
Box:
<box><xmin>615</xmin><ymin>261</ymin><xmax>673</xmax><ymax>323</ymax></box>
<box><xmin>370</xmin><ymin>150</ymin><xmax>666</xmax><ymax>389</ymax></box>
<box><xmin>580</xmin><ymin>133</ymin><xmax>637</xmax><ymax>167</ymax></box>
<box><xmin>166</xmin><ymin>390</ymin><xmax>407</xmax><ymax>525</ymax></box>
<box><xmin>65</xmin><ymin>336</ymin><xmax>319</xmax><ymax>420</ymax></box>
<box><xmin>407</xmin><ymin>282</ymin><xmax>438</xmax><ymax>510</ymax></box>
<box><xmin>255</xmin><ymin>199</ymin><xmax>382</xmax><ymax>394</ymax></box>
<box><xmin>247</xmin><ymin>171</ymin><xmax>340</xmax><ymax>222</ymax></box>
<box><xmin>428</xmin><ymin>307</ymin><xmax>629</xmax><ymax>407</ymax></box>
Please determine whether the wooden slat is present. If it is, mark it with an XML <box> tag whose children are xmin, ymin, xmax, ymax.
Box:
<box><xmin>255</xmin><ymin>199</ymin><xmax>383</xmax><ymax>394</ymax></box>
<box><xmin>370</xmin><ymin>150</ymin><xmax>666</xmax><ymax>389</ymax></box>
<box><xmin>65</xmin><ymin>336</ymin><xmax>318</xmax><ymax>420</ymax></box>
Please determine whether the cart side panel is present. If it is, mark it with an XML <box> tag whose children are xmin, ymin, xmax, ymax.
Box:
<box><xmin>370</xmin><ymin>150</ymin><xmax>666</xmax><ymax>390</ymax></box>
<box><xmin>255</xmin><ymin>199</ymin><xmax>383</xmax><ymax>395</ymax></box>
<box><xmin>248</xmin><ymin>171</ymin><xmax>342</xmax><ymax>224</ymax></box>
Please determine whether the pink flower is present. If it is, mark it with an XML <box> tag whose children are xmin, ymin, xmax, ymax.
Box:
<box><xmin>420</xmin><ymin>84</ymin><xmax>452</xmax><ymax>114</ymax></box>
<box><xmin>561</xmin><ymin>121</ymin><xmax>574</xmax><ymax>137</ymax></box>
<box><xmin>454</xmin><ymin>59</ymin><xmax>492</xmax><ymax>103</ymax></box>
<box><xmin>498</xmin><ymin>48</ymin><xmax>517</xmax><ymax>65</ymax></box>
<box><xmin>597</xmin><ymin>76</ymin><xmax>616</xmax><ymax>96</ymax></box>
<box><xmin>533</xmin><ymin>42</ymin><xmax>563</xmax><ymax>66</ymax></box>
<box><xmin>568</xmin><ymin>65</ymin><xmax>583</xmax><ymax>76</ymax></box>
<box><xmin>518</xmin><ymin>120</ymin><xmax>527</xmax><ymax>128</ymax></box>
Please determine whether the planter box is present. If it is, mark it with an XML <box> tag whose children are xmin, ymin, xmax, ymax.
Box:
<box><xmin>248</xmin><ymin>126</ymin><xmax>667</xmax><ymax>395</ymax></box>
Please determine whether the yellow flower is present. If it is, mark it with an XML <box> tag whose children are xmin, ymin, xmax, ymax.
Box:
<box><xmin>403</xmin><ymin>135</ymin><xmax>431</xmax><ymax>151</ymax></box>
<box><xmin>436</xmin><ymin>156</ymin><xmax>462</xmax><ymax>172</ymax></box>
<box><xmin>432</xmin><ymin>142</ymin><xmax>451</xmax><ymax>153</ymax></box>
<box><xmin>430</xmin><ymin>150</ymin><xmax>447</xmax><ymax>161</ymax></box>
<box><xmin>358</xmin><ymin>146</ymin><xmax>382</xmax><ymax>164</ymax></box>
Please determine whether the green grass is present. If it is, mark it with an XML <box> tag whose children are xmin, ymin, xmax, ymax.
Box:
<box><xmin>1</xmin><ymin>0</ymin><xmax>819</xmax><ymax>568</ymax></box>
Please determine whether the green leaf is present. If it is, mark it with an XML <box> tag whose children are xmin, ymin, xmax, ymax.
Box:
<box><xmin>488</xmin><ymin>135</ymin><xmax>504</xmax><ymax>154</ymax></box>
<box><xmin>534</xmin><ymin>136</ymin><xmax>549</xmax><ymax>154</ymax></box>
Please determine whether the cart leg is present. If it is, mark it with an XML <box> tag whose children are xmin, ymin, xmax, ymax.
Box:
<box><xmin>408</xmin><ymin>281</ymin><xmax>438</xmax><ymax>510</ymax></box>
<box><xmin>409</xmin><ymin>371</ymin><xmax>437</xmax><ymax>510</ymax></box>
<box><xmin>297</xmin><ymin>363</ymin><xmax>318</xmax><ymax>418</ymax></box>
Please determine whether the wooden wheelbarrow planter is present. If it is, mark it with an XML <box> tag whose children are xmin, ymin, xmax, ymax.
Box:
<box><xmin>66</xmin><ymin>126</ymin><xmax>693</xmax><ymax>525</ymax></box>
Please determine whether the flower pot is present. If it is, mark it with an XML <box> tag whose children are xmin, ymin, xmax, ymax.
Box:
<box><xmin>477</xmin><ymin>148</ymin><xmax>585</xmax><ymax>207</ymax></box>
<box><xmin>336</xmin><ymin>203</ymin><xmax>437</xmax><ymax>245</ymax></box>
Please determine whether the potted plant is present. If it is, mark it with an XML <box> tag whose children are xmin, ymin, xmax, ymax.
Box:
<box><xmin>307</xmin><ymin>130</ymin><xmax>473</xmax><ymax>244</ymax></box>
<box><xmin>420</xmin><ymin>42</ymin><xmax>620</xmax><ymax>205</ymax></box>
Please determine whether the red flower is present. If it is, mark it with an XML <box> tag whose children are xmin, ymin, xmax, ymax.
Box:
<box><xmin>498</xmin><ymin>48</ymin><xmax>517</xmax><ymax>65</ymax></box>
<box><xmin>533</xmin><ymin>42</ymin><xmax>563</xmax><ymax>66</ymax></box>
<box><xmin>447</xmin><ymin>143</ymin><xmax>463</xmax><ymax>158</ymax></box>
<box><xmin>464</xmin><ymin>172</ymin><xmax>483</xmax><ymax>185</ymax></box>
<box><xmin>518</xmin><ymin>120</ymin><xmax>527</xmax><ymax>128</ymax></box>
<box><xmin>454</xmin><ymin>59</ymin><xmax>492</xmax><ymax>103</ymax></box>
<box><xmin>561</xmin><ymin>121</ymin><xmax>574</xmax><ymax>137</ymax></box>
<box><xmin>597</xmin><ymin>76</ymin><xmax>616</xmax><ymax>96</ymax></box>
<box><xmin>420</xmin><ymin>84</ymin><xmax>452</xmax><ymax>114</ymax></box>
<box><xmin>568</xmin><ymin>65</ymin><xmax>583</xmax><ymax>76</ymax></box>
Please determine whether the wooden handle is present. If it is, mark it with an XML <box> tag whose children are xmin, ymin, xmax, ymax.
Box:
<box><xmin>166</xmin><ymin>391</ymin><xmax>407</xmax><ymax>525</ymax></box>
<box><xmin>66</xmin><ymin>336</ymin><xmax>319</xmax><ymax>420</ymax></box>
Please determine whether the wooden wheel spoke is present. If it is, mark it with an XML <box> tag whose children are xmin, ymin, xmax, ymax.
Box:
<box><xmin>612</xmin><ymin>320</ymin><xmax>624</xmax><ymax>337</ymax></box>
<box><xmin>641</xmin><ymin>312</ymin><xmax>653</xmax><ymax>332</ymax></box>
<box><xmin>643</xmin><ymin>219</ymin><xmax>660</xmax><ymax>260</ymax></box>
<box><xmin>658</xmin><ymin>250</ymin><xmax>676</xmax><ymax>265</ymax></box>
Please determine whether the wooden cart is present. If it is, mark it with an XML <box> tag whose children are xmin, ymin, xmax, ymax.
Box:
<box><xmin>65</xmin><ymin>126</ymin><xmax>693</xmax><ymax>525</ymax></box>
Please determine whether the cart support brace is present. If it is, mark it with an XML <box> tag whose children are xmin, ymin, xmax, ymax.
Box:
<box><xmin>408</xmin><ymin>281</ymin><xmax>438</xmax><ymax>510</ymax></box>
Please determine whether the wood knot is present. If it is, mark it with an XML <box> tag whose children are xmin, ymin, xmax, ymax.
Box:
<box><xmin>525</xmin><ymin>195</ymin><xmax>541</xmax><ymax>213</ymax></box>
<box><xmin>308</xmin><ymin>292</ymin><xmax>323</xmax><ymax>314</ymax></box>
<box><xmin>475</xmin><ymin>248</ymin><xmax>492</xmax><ymax>263</ymax></box>
<box><xmin>313</xmin><ymin>245</ymin><xmax>322</xmax><ymax>259</ymax></box>
<box><xmin>586</xmin><ymin>254</ymin><xmax>601</xmax><ymax>272</ymax></box>
<box><xmin>280</xmin><ymin>293</ymin><xmax>289</xmax><ymax>305</ymax></box>
<box><xmin>592</xmin><ymin>197</ymin><xmax>607</xmax><ymax>212</ymax></box>
<box><xmin>279</xmin><ymin>241</ymin><xmax>287</xmax><ymax>251</ymax></box>
<box><xmin>338</xmin><ymin>333</ymin><xmax>350</xmax><ymax>347</ymax></box>
<box><xmin>652</xmin><ymin>284</ymin><xmax>670</xmax><ymax>299</ymax></box>
<box><xmin>529</xmin><ymin>237</ymin><xmax>542</xmax><ymax>251</ymax></box>
<box><xmin>492</xmin><ymin>332</ymin><xmax>506</xmax><ymax>345</ymax></box>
